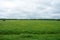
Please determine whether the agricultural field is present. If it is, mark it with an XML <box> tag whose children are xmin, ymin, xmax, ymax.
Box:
<box><xmin>0</xmin><ymin>20</ymin><xmax>60</xmax><ymax>40</ymax></box>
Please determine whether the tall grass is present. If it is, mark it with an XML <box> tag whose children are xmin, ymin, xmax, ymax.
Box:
<box><xmin>0</xmin><ymin>34</ymin><xmax>60</xmax><ymax>40</ymax></box>
<box><xmin>0</xmin><ymin>20</ymin><xmax>60</xmax><ymax>40</ymax></box>
<box><xmin>0</xmin><ymin>20</ymin><xmax>60</xmax><ymax>34</ymax></box>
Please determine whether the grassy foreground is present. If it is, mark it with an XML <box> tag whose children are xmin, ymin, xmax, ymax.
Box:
<box><xmin>0</xmin><ymin>20</ymin><xmax>60</xmax><ymax>40</ymax></box>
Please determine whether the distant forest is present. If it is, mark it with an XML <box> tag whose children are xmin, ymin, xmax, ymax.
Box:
<box><xmin>0</xmin><ymin>19</ymin><xmax>60</xmax><ymax>21</ymax></box>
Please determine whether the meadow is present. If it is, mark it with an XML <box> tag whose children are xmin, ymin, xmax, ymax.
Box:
<box><xmin>0</xmin><ymin>20</ymin><xmax>60</xmax><ymax>40</ymax></box>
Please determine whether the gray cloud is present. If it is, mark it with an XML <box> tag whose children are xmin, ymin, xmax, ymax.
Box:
<box><xmin>0</xmin><ymin>0</ymin><xmax>60</xmax><ymax>19</ymax></box>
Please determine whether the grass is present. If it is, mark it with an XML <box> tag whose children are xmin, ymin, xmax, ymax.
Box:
<box><xmin>0</xmin><ymin>20</ymin><xmax>60</xmax><ymax>40</ymax></box>
<box><xmin>0</xmin><ymin>34</ymin><xmax>60</xmax><ymax>40</ymax></box>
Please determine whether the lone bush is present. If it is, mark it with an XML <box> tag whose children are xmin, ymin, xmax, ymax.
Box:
<box><xmin>2</xmin><ymin>19</ymin><xmax>6</xmax><ymax>21</ymax></box>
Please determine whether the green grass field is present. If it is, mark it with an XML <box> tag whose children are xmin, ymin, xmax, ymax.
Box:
<box><xmin>0</xmin><ymin>20</ymin><xmax>60</xmax><ymax>40</ymax></box>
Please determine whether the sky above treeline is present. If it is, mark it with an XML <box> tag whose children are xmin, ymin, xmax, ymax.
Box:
<box><xmin>0</xmin><ymin>0</ymin><xmax>60</xmax><ymax>19</ymax></box>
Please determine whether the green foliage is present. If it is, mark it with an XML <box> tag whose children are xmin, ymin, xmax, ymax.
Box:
<box><xmin>0</xmin><ymin>34</ymin><xmax>60</xmax><ymax>40</ymax></box>
<box><xmin>0</xmin><ymin>20</ymin><xmax>60</xmax><ymax>40</ymax></box>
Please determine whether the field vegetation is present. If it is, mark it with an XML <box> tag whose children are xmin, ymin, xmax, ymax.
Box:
<box><xmin>0</xmin><ymin>20</ymin><xmax>60</xmax><ymax>40</ymax></box>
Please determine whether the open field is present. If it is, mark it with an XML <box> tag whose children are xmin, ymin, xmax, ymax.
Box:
<box><xmin>0</xmin><ymin>20</ymin><xmax>60</xmax><ymax>40</ymax></box>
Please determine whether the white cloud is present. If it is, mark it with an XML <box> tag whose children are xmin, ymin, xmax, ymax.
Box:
<box><xmin>0</xmin><ymin>0</ymin><xmax>60</xmax><ymax>19</ymax></box>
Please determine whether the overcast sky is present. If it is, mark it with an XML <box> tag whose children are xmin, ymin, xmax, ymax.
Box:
<box><xmin>0</xmin><ymin>0</ymin><xmax>60</xmax><ymax>19</ymax></box>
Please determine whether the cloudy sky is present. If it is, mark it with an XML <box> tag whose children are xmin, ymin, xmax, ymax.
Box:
<box><xmin>0</xmin><ymin>0</ymin><xmax>60</xmax><ymax>19</ymax></box>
